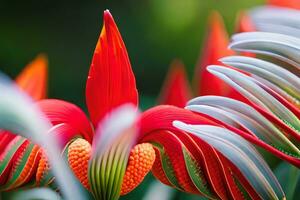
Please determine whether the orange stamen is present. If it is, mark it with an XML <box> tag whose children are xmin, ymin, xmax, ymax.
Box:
<box><xmin>67</xmin><ymin>138</ymin><xmax>91</xmax><ymax>190</ymax></box>
<box><xmin>120</xmin><ymin>143</ymin><xmax>156</xmax><ymax>195</ymax></box>
<box><xmin>36</xmin><ymin>151</ymin><xmax>49</xmax><ymax>185</ymax></box>
<box><xmin>15</xmin><ymin>145</ymin><xmax>41</xmax><ymax>186</ymax></box>
<box><xmin>65</xmin><ymin>140</ymin><xmax>155</xmax><ymax>195</ymax></box>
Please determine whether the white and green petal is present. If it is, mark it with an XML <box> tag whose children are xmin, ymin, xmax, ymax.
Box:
<box><xmin>88</xmin><ymin>104</ymin><xmax>139</xmax><ymax>200</ymax></box>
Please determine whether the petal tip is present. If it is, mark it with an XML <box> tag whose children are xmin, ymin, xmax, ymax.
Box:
<box><xmin>15</xmin><ymin>54</ymin><xmax>48</xmax><ymax>100</ymax></box>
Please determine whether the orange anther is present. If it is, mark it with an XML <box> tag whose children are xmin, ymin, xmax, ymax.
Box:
<box><xmin>67</xmin><ymin>138</ymin><xmax>91</xmax><ymax>190</ymax></box>
<box><xmin>120</xmin><ymin>143</ymin><xmax>155</xmax><ymax>195</ymax></box>
<box><xmin>36</xmin><ymin>150</ymin><xmax>49</xmax><ymax>185</ymax></box>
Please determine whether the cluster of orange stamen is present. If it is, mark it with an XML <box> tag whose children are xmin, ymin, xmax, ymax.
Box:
<box><xmin>67</xmin><ymin>138</ymin><xmax>91</xmax><ymax>190</ymax></box>
<box><xmin>16</xmin><ymin>145</ymin><xmax>41</xmax><ymax>186</ymax></box>
<box><xmin>36</xmin><ymin>150</ymin><xmax>49</xmax><ymax>185</ymax></box>
<box><xmin>35</xmin><ymin>139</ymin><xmax>155</xmax><ymax>196</ymax></box>
<box><xmin>120</xmin><ymin>143</ymin><xmax>156</xmax><ymax>195</ymax></box>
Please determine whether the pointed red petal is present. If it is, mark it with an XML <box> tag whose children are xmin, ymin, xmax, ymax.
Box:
<box><xmin>141</xmin><ymin>130</ymin><xmax>200</xmax><ymax>194</ymax></box>
<box><xmin>194</xmin><ymin>11</ymin><xmax>234</xmax><ymax>96</ymax></box>
<box><xmin>235</xmin><ymin>11</ymin><xmax>256</xmax><ymax>33</ymax></box>
<box><xmin>235</xmin><ymin>11</ymin><xmax>257</xmax><ymax>58</ymax></box>
<box><xmin>15</xmin><ymin>54</ymin><xmax>48</xmax><ymax>101</ymax></box>
<box><xmin>267</xmin><ymin>0</ymin><xmax>300</xmax><ymax>9</ymax></box>
<box><xmin>38</xmin><ymin>99</ymin><xmax>94</xmax><ymax>143</ymax></box>
<box><xmin>86</xmin><ymin>10</ymin><xmax>138</xmax><ymax>127</ymax></box>
<box><xmin>158</xmin><ymin>60</ymin><xmax>192</xmax><ymax>107</ymax></box>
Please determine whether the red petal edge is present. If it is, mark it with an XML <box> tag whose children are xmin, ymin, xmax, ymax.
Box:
<box><xmin>267</xmin><ymin>0</ymin><xmax>300</xmax><ymax>10</ymax></box>
<box><xmin>194</xmin><ymin>11</ymin><xmax>234</xmax><ymax>97</ymax></box>
<box><xmin>15</xmin><ymin>54</ymin><xmax>48</xmax><ymax>101</ymax></box>
<box><xmin>158</xmin><ymin>60</ymin><xmax>192</xmax><ymax>108</ymax></box>
<box><xmin>86</xmin><ymin>10</ymin><xmax>138</xmax><ymax>127</ymax></box>
<box><xmin>38</xmin><ymin>99</ymin><xmax>94</xmax><ymax>144</ymax></box>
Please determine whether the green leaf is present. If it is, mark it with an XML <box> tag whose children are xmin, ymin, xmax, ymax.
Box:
<box><xmin>182</xmin><ymin>147</ymin><xmax>216</xmax><ymax>199</ymax></box>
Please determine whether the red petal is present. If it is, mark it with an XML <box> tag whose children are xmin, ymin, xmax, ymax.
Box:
<box><xmin>235</xmin><ymin>11</ymin><xmax>256</xmax><ymax>33</ymax></box>
<box><xmin>0</xmin><ymin>136</ymin><xmax>25</xmax><ymax>185</ymax></box>
<box><xmin>86</xmin><ymin>10</ymin><xmax>138</xmax><ymax>127</ymax></box>
<box><xmin>0</xmin><ymin>131</ymin><xmax>17</xmax><ymax>155</ymax></box>
<box><xmin>194</xmin><ymin>11</ymin><xmax>234</xmax><ymax>96</ymax></box>
<box><xmin>151</xmin><ymin>148</ymin><xmax>173</xmax><ymax>186</ymax></box>
<box><xmin>140</xmin><ymin>106</ymin><xmax>262</xmax><ymax>199</ymax></box>
<box><xmin>140</xmin><ymin>105</ymin><xmax>220</xmax><ymax>140</ymax></box>
<box><xmin>158</xmin><ymin>60</ymin><xmax>192</xmax><ymax>107</ymax></box>
<box><xmin>173</xmin><ymin>131</ymin><xmax>231</xmax><ymax>199</ymax></box>
<box><xmin>235</xmin><ymin>11</ymin><xmax>257</xmax><ymax>58</ymax></box>
<box><xmin>217</xmin><ymin>153</ymin><xmax>261</xmax><ymax>200</ymax></box>
<box><xmin>38</xmin><ymin>99</ymin><xmax>94</xmax><ymax>144</ymax></box>
<box><xmin>141</xmin><ymin>130</ymin><xmax>199</xmax><ymax>194</ymax></box>
<box><xmin>267</xmin><ymin>0</ymin><xmax>300</xmax><ymax>9</ymax></box>
<box><xmin>15</xmin><ymin>54</ymin><xmax>48</xmax><ymax>101</ymax></box>
<box><xmin>47</xmin><ymin>123</ymin><xmax>83</xmax><ymax>148</ymax></box>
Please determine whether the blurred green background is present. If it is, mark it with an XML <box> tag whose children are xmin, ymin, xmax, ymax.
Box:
<box><xmin>0</xmin><ymin>0</ymin><xmax>264</xmax><ymax>110</ymax></box>
<box><xmin>1</xmin><ymin>0</ymin><xmax>275</xmax><ymax>199</ymax></box>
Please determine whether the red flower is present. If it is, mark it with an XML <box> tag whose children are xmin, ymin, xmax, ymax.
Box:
<box><xmin>157</xmin><ymin>59</ymin><xmax>192</xmax><ymax>107</ymax></box>
<box><xmin>0</xmin><ymin>54</ymin><xmax>48</xmax><ymax>190</ymax></box>
<box><xmin>268</xmin><ymin>0</ymin><xmax>300</xmax><ymax>9</ymax></box>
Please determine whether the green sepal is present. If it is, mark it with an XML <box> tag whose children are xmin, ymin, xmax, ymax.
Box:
<box><xmin>232</xmin><ymin>172</ymin><xmax>252</xmax><ymax>200</ymax></box>
<box><xmin>182</xmin><ymin>147</ymin><xmax>216</xmax><ymax>199</ymax></box>
<box><xmin>151</xmin><ymin>142</ymin><xmax>182</xmax><ymax>190</ymax></box>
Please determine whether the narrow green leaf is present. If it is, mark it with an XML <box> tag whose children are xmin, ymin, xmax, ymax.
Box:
<box><xmin>151</xmin><ymin>142</ymin><xmax>182</xmax><ymax>190</ymax></box>
<box><xmin>182</xmin><ymin>147</ymin><xmax>216</xmax><ymax>199</ymax></box>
